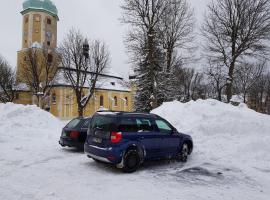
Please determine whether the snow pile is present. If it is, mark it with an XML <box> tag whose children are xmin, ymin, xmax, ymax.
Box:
<box><xmin>0</xmin><ymin>103</ymin><xmax>61</xmax><ymax>131</ymax></box>
<box><xmin>1</xmin><ymin>100</ymin><xmax>270</xmax><ymax>200</ymax></box>
<box><xmin>152</xmin><ymin>99</ymin><xmax>270</xmax><ymax>189</ymax></box>
<box><xmin>0</xmin><ymin>103</ymin><xmax>63</xmax><ymax>163</ymax></box>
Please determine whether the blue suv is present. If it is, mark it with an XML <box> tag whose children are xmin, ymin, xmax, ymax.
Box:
<box><xmin>84</xmin><ymin>111</ymin><xmax>193</xmax><ymax>172</ymax></box>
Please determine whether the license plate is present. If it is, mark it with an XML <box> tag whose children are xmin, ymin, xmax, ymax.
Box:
<box><xmin>93</xmin><ymin>137</ymin><xmax>102</xmax><ymax>143</ymax></box>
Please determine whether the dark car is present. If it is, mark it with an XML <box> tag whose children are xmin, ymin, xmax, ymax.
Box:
<box><xmin>59</xmin><ymin>117</ymin><xmax>91</xmax><ymax>150</ymax></box>
<box><xmin>84</xmin><ymin>111</ymin><xmax>193</xmax><ymax>172</ymax></box>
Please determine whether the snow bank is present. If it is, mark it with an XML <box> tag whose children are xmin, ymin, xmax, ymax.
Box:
<box><xmin>0</xmin><ymin>103</ymin><xmax>63</xmax><ymax>153</ymax></box>
<box><xmin>152</xmin><ymin>99</ymin><xmax>270</xmax><ymax>187</ymax></box>
<box><xmin>0</xmin><ymin>103</ymin><xmax>61</xmax><ymax>130</ymax></box>
<box><xmin>1</xmin><ymin>101</ymin><xmax>270</xmax><ymax>200</ymax></box>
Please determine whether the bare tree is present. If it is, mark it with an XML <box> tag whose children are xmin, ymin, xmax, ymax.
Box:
<box><xmin>121</xmin><ymin>0</ymin><xmax>195</xmax><ymax>110</ymax></box>
<box><xmin>202</xmin><ymin>0</ymin><xmax>270</xmax><ymax>102</ymax></box>
<box><xmin>59</xmin><ymin>29</ymin><xmax>110</xmax><ymax>117</ymax></box>
<box><xmin>0</xmin><ymin>55</ymin><xmax>16</xmax><ymax>103</ymax></box>
<box><xmin>172</xmin><ymin>67</ymin><xmax>205</xmax><ymax>101</ymax></box>
<box><xmin>19</xmin><ymin>47</ymin><xmax>59</xmax><ymax>107</ymax></box>
<box><xmin>246</xmin><ymin>70</ymin><xmax>270</xmax><ymax>114</ymax></box>
<box><xmin>160</xmin><ymin>0</ymin><xmax>195</xmax><ymax>71</ymax></box>
<box><xmin>205</xmin><ymin>59</ymin><xmax>227</xmax><ymax>101</ymax></box>
<box><xmin>235</xmin><ymin>61</ymin><xmax>265</xmax><ymax>103</ymax></box>
<box><xmin>264</xmin><ymin>74</ymin><xmax>270</xmax><ymax>114</ymax></box>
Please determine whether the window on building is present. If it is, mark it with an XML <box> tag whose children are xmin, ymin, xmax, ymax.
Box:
<box><xmin>24</xmin><ymin>40</ymin><xmax>27</xmax><ymax>44</ymax></box>
<box><xmin>35</xmin><ymin>16</ymin><xmax>40</xmax><ymax>22</ymax></box>
<box><xmin>100</xmin><ymin>95</ymin><xmax>104</xmax><ymax>107</ymax></box>
<box><xmin>47</xmin><ymin>18</ymin><xmax>51</xmax><ymax>25</ymax></box>
<box><xmin>47</xmin><ymin>41</ymin><xmax>51</xmax><ymax>46</ymax></box>
<box><xmin>25</xmin><ymin>17</ymin><xmax>29</xmax><ymax>23</ymax></box>
<box><xmin>47</xmin><ymin>54</ymin><xmax>53</xmax><ymax>63</ymax></box>
<box><xmin>114</xmin><ymin>96</ymin><xmax>118</xmax><ymax>107</ymax></box>
<box><xmin>125</xmin><ymin>97</ymin><xmax>128</xmax><ymax>106</ymax></box>
<box><xmin>52</xmin><ymin>93</ymin><xmax>56</xmax><ymax>103</ymax></box>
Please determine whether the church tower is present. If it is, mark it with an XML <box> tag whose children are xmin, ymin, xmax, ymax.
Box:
<box><xmin>17</xmin><ymin>0</ymin><xmax>59</xmax><ymax>83</ymax></box>
<box><xmin>20</xmin><ymin>0</ymin><xmax>58</xmax><ymax>49</ymax></box>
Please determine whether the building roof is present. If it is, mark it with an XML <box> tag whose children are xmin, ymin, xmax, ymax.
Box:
<box><xmin>22</xmin><ymin>0</ymin><xmax>59</xmax><ymax>20</ymax></box>
<box><xmin>52</xmin><ymin>68</ymin><xmax>131</xmax><ymax>92</ymax></box>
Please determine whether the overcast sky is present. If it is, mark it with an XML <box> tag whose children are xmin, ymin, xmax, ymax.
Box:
<box><xmin>0</xmin><ymin>0</ymin><xmax>209</xmax><ymax>79</ymax></box>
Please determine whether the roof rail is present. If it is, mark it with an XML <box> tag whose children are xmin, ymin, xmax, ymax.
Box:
<box><xmin>95</xmin><ymin>110</ymin><xmax>157</xmax><ymax>116</ymax></box>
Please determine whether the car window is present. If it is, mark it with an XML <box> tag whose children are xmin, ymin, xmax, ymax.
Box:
<box><xmin>136</xmin><ymin>118</ymin><xmax>154</xmax><ymax>132</ymax></box>
<box><xmin>82</xmin><ymin>119</ymin><xmax>91</xmax><ymax>129</ymax></box>
<box><xmin>118</xmin><ymin>118</ymin><xmax>154</xmax><ymax>133</ymax></box>
<box><xmin>90</xmin><ymin>116</ymin><xmax>116</xmax><ymax>131</ymax></box>
<box><xmin>118</xmin><ymin>118</ymin><xmax>138</xmax><ymax>132</ymax></box>
<box><xmin>65</xmin><ymin>118</ymin><xmax>81</xmax><ymax>129</ymax></box>
<box><xmin>155</xmin><ymin>119</ymin><xmax>172</xmax><ymax>134</ymax></box>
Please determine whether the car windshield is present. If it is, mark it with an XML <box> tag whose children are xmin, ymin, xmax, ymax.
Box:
<box><xmin>90</xmin><ymin>115</ymin><xmax>116</xmax><ymax>131</ymax></box>
<box><xmin>65</xmin><ymin>118</ymin><xmax>81</xmax><ymax>129</ymax></box>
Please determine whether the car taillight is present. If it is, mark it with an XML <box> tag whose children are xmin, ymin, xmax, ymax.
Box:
<box><xmin>111</xmin><ymin>132</ymin><xmax>122</xmax><ymax>143</ymax></box>
<box><xmin>70</xmin><ymin>131</ymin><xmax>80</xmax><ymax>139</ymax></box>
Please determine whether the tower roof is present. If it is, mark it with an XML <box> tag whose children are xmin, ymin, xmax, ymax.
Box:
<box><xmin>22</xmin><ymin>0</ymin><xmax>59</xmax><ymax>20</ymax></box>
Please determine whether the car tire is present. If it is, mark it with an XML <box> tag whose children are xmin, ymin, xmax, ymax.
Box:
<box><xmin>177</xmin><ymin>143</ymin><xmax>189</xmax><ymax>162</ymax></box>
<box><xmin>122</xmin><ymin>150</ymin><xmax>140</xmax><ymax>173</ymax></box>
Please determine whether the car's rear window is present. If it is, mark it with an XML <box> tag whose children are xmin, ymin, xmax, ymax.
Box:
<box><xmin>90</xmin><ymin>115</ymin><xmax>116</xmax><ymax>131</ymax></box>
<box><xmin>82</xmin><ymin>118</ymin><xmax>91</xmax><ymax>129</ymax></box>
<box><xmin>65</xmin><ymin>118</ymin><xmax>81</xmax><ymax>129</ymax></box>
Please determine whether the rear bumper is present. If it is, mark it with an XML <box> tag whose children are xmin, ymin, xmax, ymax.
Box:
<box><xmin>86</xmin><ymin>152</ymin><xmax>112</xmax><ymax>163</ymax></box>
<box><xmin>59</xmin><ymin>137</ymin><xmax>83</xmax><ymax>148</ymax></box>
<box><xmin>84</xmin><ymin>143</ymin><xmax>122</xmax><ymax>164</ymax></box>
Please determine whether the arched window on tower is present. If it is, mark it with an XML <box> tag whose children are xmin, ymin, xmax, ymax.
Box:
<box><xmin>52</xmin><ymin>93</ymin><xmax>56</xmax><ymax>103</ymax></box>
<box><xmin>100</xmin><ymin>95</ymin><xmax>104</xmax><ymax>107</ymax></box>
<box><xmin>114</xmin><ymin>96</ymin><xmax>118</xmax><ymax>107</ymax></box>
<box><xmin>47</xmin><ymin>54</ymin><xmax>53</xmax><ymax>64</ymax></box>
<box><xmin>125</xmin><ymin>97</ymin><xmax>128</xmax><ymax>106</ymax></box>
<box><xmin>47</xmin><ymin>18</ymin><xmax>52</xmax><ymax>25</ymax></box>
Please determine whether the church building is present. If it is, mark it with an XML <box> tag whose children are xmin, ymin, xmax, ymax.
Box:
<box><xmin>14</xmin><ymin>0</ymin><xmax>134</xmax><ymax>119</ymax></box>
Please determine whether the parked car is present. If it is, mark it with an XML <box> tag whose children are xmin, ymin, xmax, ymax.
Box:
<box><xmin>84</xmin><ymin>111</ymin><xmax>193</xmax><ymax>173</ymax></box>
<box><xmin>59</xmin><ymin>117</ymin><xmax>91</xmax><ymax>150</ymax></box>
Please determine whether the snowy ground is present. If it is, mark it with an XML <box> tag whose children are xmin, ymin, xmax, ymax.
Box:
<box><xmin>1</xmin><ymin>100</ymin><xmax>270</xmax><ymax>200</ymax></box>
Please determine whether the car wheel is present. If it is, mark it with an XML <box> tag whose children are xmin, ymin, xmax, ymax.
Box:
<box><xmin>177</xmin><ymin>143</ymin><xmax>189</xmax><ymax>162</ymax></box>
<box><xmin>122</xmin><ymin>150</ymin><xmax>140</xmax><ymax>173</ymax></box>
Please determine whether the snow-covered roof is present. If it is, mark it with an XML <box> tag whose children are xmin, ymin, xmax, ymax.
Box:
<box><xmin>15</xmin><ymin>83</ymin><xmax>30</xmax><ymax>91</ymax></box>
<box><xmin>103</xmin><ymin>67</ymin><xmax>122</xmax><ymax>79</ymax></box>
<box><xmin>52</xmin><ymin>68</ymin><xmax>131</xmax><ymax>92</ymax></box>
